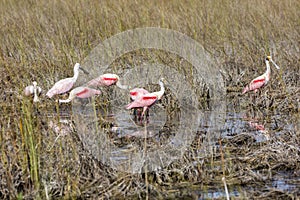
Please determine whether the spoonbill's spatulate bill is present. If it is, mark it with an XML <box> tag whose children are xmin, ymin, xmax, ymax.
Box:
<box><xmin>126</xmin><ymin>78</ymin><xmax>165</xmax><ymax>117</ymax></box>
<box><xmin>242</xmin><ymin>56</ymin><xmax>280</xmax><ymax>94</ymax></box>
<box><xmin>58</xmin><ymin>86</ymin><xmax>101</xmax><ymax>103</ymax></box>
<box><xmin>24</xmin><ymin>81</ymin><xmax>42</xmax><ymax>102</ymax></box>
<box><xmin>87</xmin><ymin>73</ymin><xmax>128</xmax><ymax>89</ymax></box>
<box><xmin>46</xmin><ymin>63</ymin><xmax>88</xmax><ymax>98</ymax></box>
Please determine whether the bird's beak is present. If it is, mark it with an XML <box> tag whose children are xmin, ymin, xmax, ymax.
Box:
<box><xmin>160</xmin><ymin>77</ymin><xmax>168</xmax><ymax>85</ymax></box>
<box><xmin>79</xmin><ymin>67</ymin><xmax>89</xmax><ymax>74</ymax></box>
<box><xmin>270</xmin><ymin>59</ymin><xmax>280</xmax><ymax>70</ymax></box>
<box><xmin>116</xmin><ymin>81</ymin><xmax>129</xmax><ymax>90</ymax></box>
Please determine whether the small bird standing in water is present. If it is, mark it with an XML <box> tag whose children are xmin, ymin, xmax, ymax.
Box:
<box><xmin>126</xmin><ymin>78</ymin><xmax>165</xmax><ymax>119</ymax></box>
<box><xmin>24</xmin><ymin>81</ymin><xmax>42</xmax><ymax>102</ymax></box>
<box><xmin>58</xmin><ymin>86</ymin><xmax>101</xmax><ymax>103</ymax></box>
<box><xmin>242</xmin><ymin>56</ymin><xmax>280</xmax><ymax>94</ymax></box>
<box><xmin>87</xmin><ymin>73</ymin><xmax>128</xmax><ymax>89</ymax></box>
<box><xmin>46</xmin><ymin>63</ymin><xmax>88</xmax><ymax>98</ymax></box>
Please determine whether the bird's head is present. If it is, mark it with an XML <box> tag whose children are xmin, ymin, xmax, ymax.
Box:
<box><xmin>32</xmin><ymin>81</ymin><xmax>37</xmax><ymax>86</ymax></box>
<box><xmin>74</xmin><ymin>63</ymin><xmax>81</xmax><ymax>71</ymax></box>
<box><xmin>159</xmin><ymin>77</ymin><xmax>166</xmax><ymax>84</ymax></box>
<box><xmin>266</xmin><ymin>56</ymin><xmax>280</xmax><ymax>70</ymax></box>
<box><xmin>159</xmin><ymin>77</ymin><xmax>169</xmax><ymax>87</ymax></box>
<box><xmin>74</xmin><ymin>63</ymin><xmax>89</xmax><ymax>74</ymax></box>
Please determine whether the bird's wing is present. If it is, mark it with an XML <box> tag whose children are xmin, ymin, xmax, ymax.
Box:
<box><xmin>88</xmin><ymin>76</ymin><xmax>118</xmax><ymax>87</ymax></box>
<box><xmin>75</xmin><ymin>87</ymin><xmax>90</xmax><ymax>98</ymax></box>
<box><xmin>139</xmin><ymin>88</ymin><xmax>149</xmax><ymax>95</ymax></box>
<box><xmin>47</xmin><ymin>78</ymin><xmax>74</xmax><ymax>96</ymax></box>
<box><xmin>87</xmin><ymin>77</ymin><xmax>101</xmax><ymax>87</ymax></box>
<box><xmin>24</xmin><ymin>85</ymin><xmax>34</xmax><ymax>96</ymax></box>
<box><xmin>37</xmin><ymin>86</ymin><xmax>42</xmax><ymax>94</ymax></box>
<box><xmin>126</xmin><ymin>94</ymin><xmax>157</xmax><ymax>109</ymax></box>
<box><xmin>126</xmin><ymin>100</ymin><xmax>145</xmax><ymax>109</ymax></box>
<box><xmin>242</xmin><ymin>75</ymin><xmax>266</xmax><ymax>94</ymax></box>
<box><xmin>130</xmin><ymin>88</ymin><xmax>149</xmax><ymax>99</ymax></box>
<box><xmin>102</xmin><ymin>77</ymin><xmax>118</xmax><ymax>86</ymax></box>
<box><xmin>248</xmin><ymin>76</ymin><xmax>266</xmax><ymax>91</ymax></box>
<box><xmin>73</xmin><ymin>87</ymin><xmax>100</xmax><ymax>98</ymax></box>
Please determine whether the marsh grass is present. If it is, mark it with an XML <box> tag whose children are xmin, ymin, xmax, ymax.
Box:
<box><xmin>0</xmin><ymin>0</ymin><xmax>299</xmax><ymax>199</ymax></box>
<box><xmin>20</xmin><ymin>100</ymin><xmax>40</xmax><ymax>195</ymax></box>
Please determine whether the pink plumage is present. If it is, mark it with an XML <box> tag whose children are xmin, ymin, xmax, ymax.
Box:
<box><xmin>129</xmin><ymin>88</ymin><xmax>149</xmax><ymax>100</ymax></box>
<box><xmin>47</xmin><ymin>80</ymin><xmax>74</xmax><ymax>98</ymax></box>
<box><xmin>126</xmin><ymin>94</ymin><xmax>158</xmax><ymax>109</ymax></box>
<box><xmin>59</xmin><ymin>86</ymin><xmax>101</xmax><ymax>103</ymax></box>
<box><xmin>87</xmin><ymin>75</ymin><xmax>118</xmax><ymax>87</ymax></box>
<box><xmin>242</xmin><ymin>77</ymin><xmax>267</xmax><ymax>94</ymax></box>
<box><xmin>75</xmin><ymin>87</ymin><xmax>101</xmax><ymax>98</ymax></box>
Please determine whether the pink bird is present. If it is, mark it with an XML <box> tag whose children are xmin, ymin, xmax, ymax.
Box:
<box><xmin>129</xmin><ymin>87</ymin><xmax>150</xmax><ymax>117</ymax></box>
<box><xmin>46</xmin><ymin>63</ymin><xmax>88</xmax><ymax>98</ymax></box>
<box><xmin>58</xmin><ymin>86</ymin><xmax>101</xmax><ymax>103</ymax></box>
<box><xmin>242</xmin><ymin>56</ymin><xmax>280</xmax><ymax>94</ymax></box>
<box><xmin>126</xmin><ymin>78</ymin><xmax>165</xmax><ymax>118</ymax></box>
<box><xmin>87</xmin><ymin>73</ymin><xmax>128</xmax><ymax>89</ymax></box>
<box><xmin>248</xmin><ymin>121</ymin><xmax>265</xmax><ymax>132</ymax></box>
<box><xmin>24</xmin><ymin>81</ymin><xmax>42</xmax><ymax>102</ymax></box>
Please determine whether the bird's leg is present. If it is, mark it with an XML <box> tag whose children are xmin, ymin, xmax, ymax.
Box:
<box><xmin>140</xmin><ymin>107</ymin><xmax>148</xmax><ymax>122</ymax></box>
<box><xmin>133</xmin><ymin>108</ymin><xmax>139</xmax><ymax>121</ymax></box>
<box><xmin>264</xmin><ymin>90</ymin><xmax>270</xmax><ymax>109</ymax></box>
<box><xmin>55</xmin><ymin>96</ymin><xmax>61</xmax><ymax>124</ymax></box>
<box><xmin>134</xmin><ymin>108</ymin><xmax>142</xmax><ymax>122</ymax></box>
<box><xmin>133</xmin><ymin>108</ymin><xmax>137</xmax><ymax>116</ymax></box>
<box><xmin>133</xmin><ymin>109</ymin><xmax>138</xmax><ymax>121</ymax></box>
<box><xmin>145</xmin><ymin>108</ymin><xmax>150</xmax><ymax>123</ymax></box>
<box><xmin>252</xmin><ymin>89</ymin><xmax>259</xmax><ymax>106</ymax></box>
<box><xmin>141</xmin><ymin>107</ymin><xmax>148</xmax><ymax>117</ymax></box>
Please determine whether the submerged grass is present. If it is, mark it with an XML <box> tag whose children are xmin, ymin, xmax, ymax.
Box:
<box><xmin>0</xmin><ymin>0</ymin><xmax>299</xmax><ymax>199</ymax></box>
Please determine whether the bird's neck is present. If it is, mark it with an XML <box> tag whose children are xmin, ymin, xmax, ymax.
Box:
<box><xmin>264</xmin><ymin>60</ymin><xmax>271</xmax><ymax>81</ymax></box>
<box><xmin>156</xmin><ymin>81</ymin><xmax>165</xmax><ymax>100</ymax></box>
<box><xmin>73</xmin><ymin>68</ymin><xmax>79</xmax><ymax>81</ymax></box>
<box><xmin>33</xmin><ymin>86</ymin><xmax>39</xmax><ymax>102</ymax></box>
<box><xmin>265</xmin><ymin>60</ymin><xmax>271</xmax><ymax>74</ymax></box>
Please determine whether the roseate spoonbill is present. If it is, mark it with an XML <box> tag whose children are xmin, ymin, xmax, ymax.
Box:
<box><xmin>24</xmin><ymin>81</ymin><xmax>42</xmax><ymax>102</ymax></box>
<box><xmin>248</xmin><ymin>121</ymin><xmax>265</xmax><ymax>131</ymax></box>
<box><xmin>46</xmin><ymin>63</ymin><xmax>88</xmax><ymax>98</ymax></box>
<box><xmin>129</xmin><ymin>87</ymin><xmax>150</xmax><ymax>117</ymax></box>
<box><xmin>87</xmin><ymin>73</ymin><xmax>128</xmax><ymax>89</ymax></box>
<box><xmin>242</xmin><ymin>56</ymin><xmax>280</xmax><ymax>94</ymax></box>
<box><xmin>126</xmin><ymin>78</ymin><xmax>165</xmax><ymax>118</ymax></box>
<box><xmin>58</xmin><ymin>86</ymin><xmax>101</xmax><ymax>103</ymax></box>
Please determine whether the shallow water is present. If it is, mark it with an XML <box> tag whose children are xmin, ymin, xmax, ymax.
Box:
<box><xmin>29</xmin><ymin>89</ymin><xmax>297</xmax><ymax>199</ymax></box>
